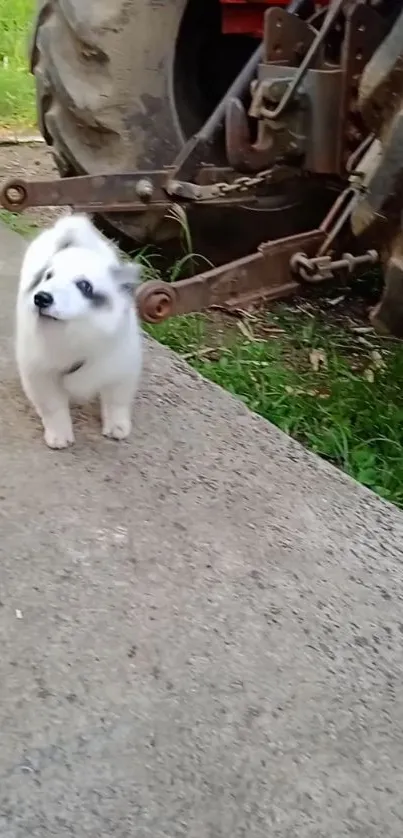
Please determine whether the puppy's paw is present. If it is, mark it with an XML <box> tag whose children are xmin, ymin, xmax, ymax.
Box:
<box><xmin>44</xmin><ymin>426</ymin><xmax>75</xmax><ymax>449</ymax></box>
<box><xmin>102</xmin><ymin>415</ymin><xmax>131</xmax><ymax>441</ymax></box>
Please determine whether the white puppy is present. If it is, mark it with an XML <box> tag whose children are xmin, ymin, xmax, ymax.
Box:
<box><xmin>16</xmin><ymin>214</ymin><xmax>142</xmax><ymax>449</ymax></box>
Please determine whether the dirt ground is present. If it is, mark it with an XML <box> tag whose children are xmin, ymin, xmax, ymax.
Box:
<box><xmin>0</xmin><ymin>140</ymin><xmax>63</xmax><ymax>228</ymax></box>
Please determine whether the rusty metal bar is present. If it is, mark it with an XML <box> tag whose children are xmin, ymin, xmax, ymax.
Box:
<box><xmin>0</xmin><ymin>165</ymin><xmax>288</xmax><ymax>212</ymax></box>
<box><xmin>0</xmin><ymin>170</ymin><xmax>174</xmax><ymax>213</ymax></box>
<box><xmin>135</xmin><ymin>229</ymin><xmax>325</xmax><ymax>323</ymax></box>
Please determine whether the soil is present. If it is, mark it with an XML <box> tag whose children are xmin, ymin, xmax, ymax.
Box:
<box><xmin>0</xmin><ymin>141</ymin><xmax>64</xmax><ymax>227</ymax></box>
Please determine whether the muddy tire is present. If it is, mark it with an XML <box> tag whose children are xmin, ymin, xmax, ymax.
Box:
<box><xmin>31</xmin><ymin>0</ymin><xmax>191</xmax><ymax>172</ymax></box>
<box><xmin>31</xmin><ymin>0</ymin><xmax>336</xmax><ymax>262</ymax></box>
<box><xmin>31</xmin><ymin>0</ymin><xmax>196</xmax><ymax>240</ymax></box>
<box><xmin>31</xmin><ymin>0</ymin><xmax>260</xmax><ymax>245</ymax></box>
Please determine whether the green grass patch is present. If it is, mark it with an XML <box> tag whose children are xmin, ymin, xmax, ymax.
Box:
<box><xmin>0</xmin><ymin>208</ymin><xmax>39</xmax><ymax>236</ymax></box>
<box><xmin>0</xmin><ymin>0</ymin><xmax>36</xmax><ymax>128</ymax></box>
<box><xmin>148</xmin><ymin>309</ymin><xmax>403</xmax><ymax>508</ymax></box>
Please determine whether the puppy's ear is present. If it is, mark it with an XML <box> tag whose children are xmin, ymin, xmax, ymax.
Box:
<box><xmin>111</xmin><ymin>262</ymin><xmax>142</xmax><ymax>294</ymax></box>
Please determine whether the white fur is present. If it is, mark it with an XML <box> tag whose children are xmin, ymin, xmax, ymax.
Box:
<box><xmin>16</xmin><ymin>214</ymin><xmax>142</xmax><ymax>448</ymax></box>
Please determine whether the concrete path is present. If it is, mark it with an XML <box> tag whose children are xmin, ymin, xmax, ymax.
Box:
<box><xmin>0</xmin><ymin>222</ymin><xmax>402</xmax><ymax>837</ymax></box>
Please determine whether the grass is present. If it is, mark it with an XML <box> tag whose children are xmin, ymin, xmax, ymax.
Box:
<box><xmin>0</xmin><ymin>0</ymin><xmax>36</xmax><ymax>128</ymax></box>
<box><xmin>148</xmin><ymin>308</ymin><xmax>403</xmax><ymax>508</ymax></box>
<box><xmin>0</xmin><ymin>208</ymin><xmax>39</xmax><ymax>236</ymax></box>
<box><xmin>1</xmin><ymin>1</ymin><xmax>403</xmax><ymax>508</ymax></box>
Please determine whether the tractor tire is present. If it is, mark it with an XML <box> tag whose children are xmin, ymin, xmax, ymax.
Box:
<box><xmin>32</xmin><ymin>0</ymin><xmax>197</xmax><ymax>173</ymax></box>
<box><xmin>31</xmin><ymin>0</ymin><xmax>194</xmax><ymax>242</ymax></box>
<box><xmin>31</xmin><ymin>0</ymin><xmax>338</xmax><ymax>262</ymax></box>
<box><xmin>31</xmin><ymin>0</ymin><xmax>262</xmax><ymax>247</ymax></box>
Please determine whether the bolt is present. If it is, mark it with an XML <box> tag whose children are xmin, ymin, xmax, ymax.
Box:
<box><xmin>267</xmin><ymin>82</ymin><xmax>285</xmax><ymax>101</ymax></box>
<box><xmin>136</xmin><ymin>178</ymin><xmax>154</xmax><ymax>201</ymax></box>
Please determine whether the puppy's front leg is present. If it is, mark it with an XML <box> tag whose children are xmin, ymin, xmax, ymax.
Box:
<box><xmin>21</xmin><ymin>370</ymin><xmax>74</xmax><ymax>449</ymax></box>
<box><xmin>100</xmin><ymin>379</ymin><xmax>134</xmax><ymax>440</ymax></box>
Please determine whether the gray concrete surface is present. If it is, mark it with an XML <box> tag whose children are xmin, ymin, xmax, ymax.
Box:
<box><xmin>0</xmin><ymin>222</ymin><xmax>402</xmax><ymax>837</ymax></box>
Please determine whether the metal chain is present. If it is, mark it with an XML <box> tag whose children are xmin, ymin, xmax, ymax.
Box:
<box><xmin>210</xmin><ymin>168</ymin><xmax>275</xmax><ymax>197</ymax></box>
<box><xmin>167</xmin><ymin>165</ymin><xmax>293</xmax><ymax>203</ymax></box>
<box><xmin>199</xmin><ymin>168</ymin><xmax>273</xmax><ymax>201</ymax></box>
<box><xmin>166</xmin><ymin>168</ymin><xmax>278</xmax><ymax>202</ymax></box>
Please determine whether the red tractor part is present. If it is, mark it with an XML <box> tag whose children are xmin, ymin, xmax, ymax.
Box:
<box><xmin>220</xmin><ymin>0</ymin><xmax>330</xmax><ymax>38</ymax></box>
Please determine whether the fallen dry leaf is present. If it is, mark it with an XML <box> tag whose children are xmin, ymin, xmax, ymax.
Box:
<box><xmin>370</xmin><ymin>349</ymin><xmax>385</xmax><ymax>370</ymax></box>
<box><xmin>237</xmin><ymin>319</ymin><xmax>255</xmax><ymax>341</ymax></box>
<box><xmin>309</xmin><ymin>348</ymin><xmax>328</xmax><ymax>372</ymax></box>
<box><xmin>306</xmin><ymin>388</ymin><xmax>331</xmax><ymax>399</ymax></box>
<box><xmin>357</xmin><ymin>336</ymin><xmax>375</xmax><ymax>348</ymax></box>
<box><xmin>326</xmin><ymin>295</ymin><xmax>345</xmax><ymax>306</ymax></box>
<box><xmin>262</xmin><ymin>327</ymin><xmax>285</xmax><ymax>335</ymax></box>
<box><xmin>182</xmin><ymin>347</ymin><xmax>217</xmax><ymax>361</ymax></box>
<box><xmin>285</xmin><ymin>385</ymin><xmax>308</xmax><ymax>397</ymax></box>
<box><xmin>364</xmin><ymin>368</ymin><xmax>375</xmax><ymax>383</ymax></box>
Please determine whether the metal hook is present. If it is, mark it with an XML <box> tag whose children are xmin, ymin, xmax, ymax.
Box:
<box><xmin>225</xmin><ymin>97</ymin><xmax>275</xmax><ymax>173</ymax></box>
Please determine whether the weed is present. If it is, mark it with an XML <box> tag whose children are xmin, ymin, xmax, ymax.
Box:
<box><xmin>148</xmin><ymin>309</ymin><xmax>403</xmax><ymax>508</ymax></box>
<box><xmin>0</xmin><ymin>208</ymin><xmax>39</xmax><ymax>237</ymax></box>
<box><xmin>0</xmin><ymin>0</ymin><xmax>35</xmax><ymax>128</ymax></box>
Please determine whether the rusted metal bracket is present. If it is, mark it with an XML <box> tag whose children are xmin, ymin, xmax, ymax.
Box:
<box><xmin>257</xmin><ymin>0</ymin><xmax>346</xmax><ymax>121</ymax></box>
<box><xmin>135</xmin><ymin>229</ymin><xmax>325</xmax><ymax>323</ymax></box>
<box><xmin>1</xmin><ymin>170</ymin><xmax>174</xmax><ymax>214</ymax></box>
<box><xmin>225</xmin><ymin>84</ymin><xmax>307</xmax><ymax>173</ymax></box>
<box><xmin>336</xmin><ymin>3</ymin><xmax>387</xmax><ymax>173</ymax></box>
<box><xmin>291</xmin><ymin>248</ymin><xmax>378</xmax><ymax>282</ymax></box>
<box><xmin>0</xmin><ymin>164</ymin><xmax>299</xmax><ymax>213</ymax></box>
<box><xmin>225</xmin><ymin>7</ymin><xmax>320</xmax><ymax>173</ymax></box>
<box><xmin>226</xmin><ymin>1</ymin><xmax>385</xmax><ymax>176</ymax></box>
<box><xmin>262</xmin><ymin>5</ymin><xmax>321</xmax><ymax>67</ymax></box>
<box><xmin>0</xmin><ymin>168</ymin><xmax>216</xmax><ymax>212</ymax></box>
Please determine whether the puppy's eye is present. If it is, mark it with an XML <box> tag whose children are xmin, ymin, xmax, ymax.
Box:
<box><xmin>44</xmin><ymin>269</ymin><xmax>53</xmax><ymax>281</ymax></box>
<box><xmin>76</xmin><ymin>278</ymin><xmax>93</xmax><ymax>298</ymax></box>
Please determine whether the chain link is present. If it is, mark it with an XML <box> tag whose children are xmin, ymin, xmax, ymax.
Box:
<box><xmin>167</xmin><ymin>165</ymin><xmax>292</xmax><ymax>203</ymax></box>
<box><xmin>208</xmin><ymin>168</ymin><xmax>275</xmax><ymax>198</ymax></box>
<box><xmin>292</xmin><ymin>249</ymin><xmax>378</xmax><ymax>283</ymax></box>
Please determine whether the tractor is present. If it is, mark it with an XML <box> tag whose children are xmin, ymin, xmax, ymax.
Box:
<box><xmin>3</xmin><ymin>0</ymin><xmax>403</xmax><ymax>335</ymax></box>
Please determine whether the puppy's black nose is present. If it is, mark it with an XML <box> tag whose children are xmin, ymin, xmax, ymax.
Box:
<box><xmin>34</xmin><ymin>291</ymin><xmax>53</xmax><ymax>309</ymax></box>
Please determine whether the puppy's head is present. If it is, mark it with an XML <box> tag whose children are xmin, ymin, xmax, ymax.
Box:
<box><xmin>28</xmin><ymin>246</ymin><xmax>140</xmax><ymax>333</ymax></box>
